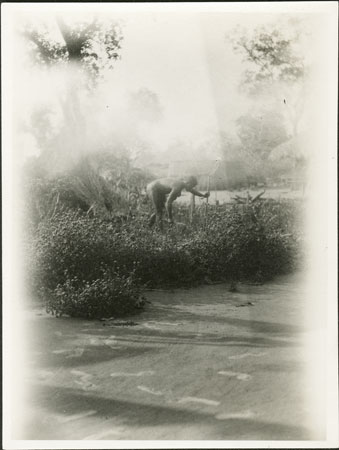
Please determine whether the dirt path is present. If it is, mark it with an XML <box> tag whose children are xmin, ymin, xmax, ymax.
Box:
<box><xmin>16</xmin><ymin>274</ymin><xmax>323</xmax><ymax>441</ymax></box>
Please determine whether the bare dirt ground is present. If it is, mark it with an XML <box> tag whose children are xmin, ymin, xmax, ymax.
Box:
<box><xmin>15</xmin><ymin>273</ymin><xmax>323</xmax><ymax>441</ymax></box>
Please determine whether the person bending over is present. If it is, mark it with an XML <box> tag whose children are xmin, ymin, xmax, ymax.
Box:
<box><xmin>146</xmin><ymin>176</ymin><xmax>209</xmax><ymax>229</ymax></box>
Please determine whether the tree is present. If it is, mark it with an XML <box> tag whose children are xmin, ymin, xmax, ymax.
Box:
<box><xmin>23</xmin><ymin>17</ymin><xmax>122</xmax><ymax>87</ymax></box>
<box><xmin>229</xmin><ymin>21</ymin><xmax>308</xmax><ymax>138</ymax></box>
<box><xmin>232</xmin><ymin>28</ymin><xmax>304</xmax><ymax>89</ymax></box>
<box><xmin>235</xmin><ymin>108</ymin><xmax>289</xmax><ymax>179</ymax></box>
<box><xmin>21</xmin><ymin>16</ymin><xmax>123</xmax><ymax>172</ymax></box>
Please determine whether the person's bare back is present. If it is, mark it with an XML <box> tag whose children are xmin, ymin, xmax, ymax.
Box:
<box><xmin>147</xmin><ymin>178</ymin><xmax>184</xmax><ymax>194</ymax></box>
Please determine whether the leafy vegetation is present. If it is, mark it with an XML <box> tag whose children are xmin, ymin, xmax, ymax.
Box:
<box><xmin>23</xmin><ymin>152</ymin><xmax>152</xmax><ymax>227</ymax></box>
<box><xmin>24</xmin><ymin>177</ymin><xmax>305</xmax><ymax>319</ymax></box>
<box><xmin>45</xmin><ymin>269</ymin><xmax>145</xmax><ymax>319</ymax></box>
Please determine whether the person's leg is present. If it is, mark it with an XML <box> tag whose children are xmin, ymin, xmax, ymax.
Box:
<box><xmin>149</xmin><ymin>187</ymin><xmax>165</xmax><ymax>229</ymax></box>
<box><xmin>155</xmin><ymin>195</ymin><xmax>166</xmax><ymax>230</ymax></box>
<box><xmin>147</xmin><ymin>185</ymin><xmax>157</xmax><ymax>227</ymax></box>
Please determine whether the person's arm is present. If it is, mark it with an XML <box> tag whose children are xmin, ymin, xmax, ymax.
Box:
<box><xmin>187</xmin><ymin>187</ymin><xmax>210</xmax><ymax>198</ymax></box>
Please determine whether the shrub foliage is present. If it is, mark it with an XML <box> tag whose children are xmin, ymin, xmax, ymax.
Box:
<box><xmin>45</xmin><ymin>270</ymin><xmax>145</xmax><ymax>319</ymax></box>
<box><xmin>26</xmin><ymin>198</ymin><xmax>305</xmax><ymax>318</ymax></box>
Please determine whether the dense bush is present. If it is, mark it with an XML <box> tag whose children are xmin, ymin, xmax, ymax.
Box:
<box><xmin>29</xmin><ymin>210</ymin><xmax>200</xmax><ymax>295</ymax></box>
<box><xmin>26</xmin><ymin>210</ymin><xmax>147</xmax><ymax>318</ymax></box>
<box><xmin>44</xmin><ymin>270</ymin><xmax>145</xmax><ymax>319</ymax></box>
<box><xmin>203</xmin><ymin>201</ymin><xmax>304</xmax><ymax>280</ymax></box>
<box><xmin>31</xmin><ymin>211</ymin><xmax>121</xmax><ymax>292</ymax></box>
<box><xmin>26</xmin><ymin>198</ymin><xmax>305</xmax><ymax>318</ymax></box>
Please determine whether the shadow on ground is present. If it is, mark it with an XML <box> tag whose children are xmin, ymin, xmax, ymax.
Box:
<box><xmin>25</xmin><ymin>384</ymin><xmax>313</xmax><ymax>440</ymax></box>
<box><xmin>21</xmin><ymin>276</ymin><xmax>321</xmax><ymax>441</ymax></box>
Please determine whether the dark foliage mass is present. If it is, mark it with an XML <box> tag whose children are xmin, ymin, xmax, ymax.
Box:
<box><xmin>24</xmin><ymin>193</ymin><xmax>305</xmax><ymax>319</ymax></box>
<box><xmin>45</xmin><ymin>269</ymin><xmax>145</xmax><ymax>320</ymax></box>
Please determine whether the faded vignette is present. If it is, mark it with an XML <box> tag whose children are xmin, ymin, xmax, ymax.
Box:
<box><xmin>2</xmin><ymin>2</ymin><xmax>338</xmax><ymax>449</ymax></box>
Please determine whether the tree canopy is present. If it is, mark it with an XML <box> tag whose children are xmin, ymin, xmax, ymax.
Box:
<box><xmin>230</xmin><ymin>24</ymin><xmax>306</xmax><ymax>96</ymax></box>
<box><xmin>23</xmin><ymin>16</ymin><xmax>123</xmax><ymax>88</ymax></box>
